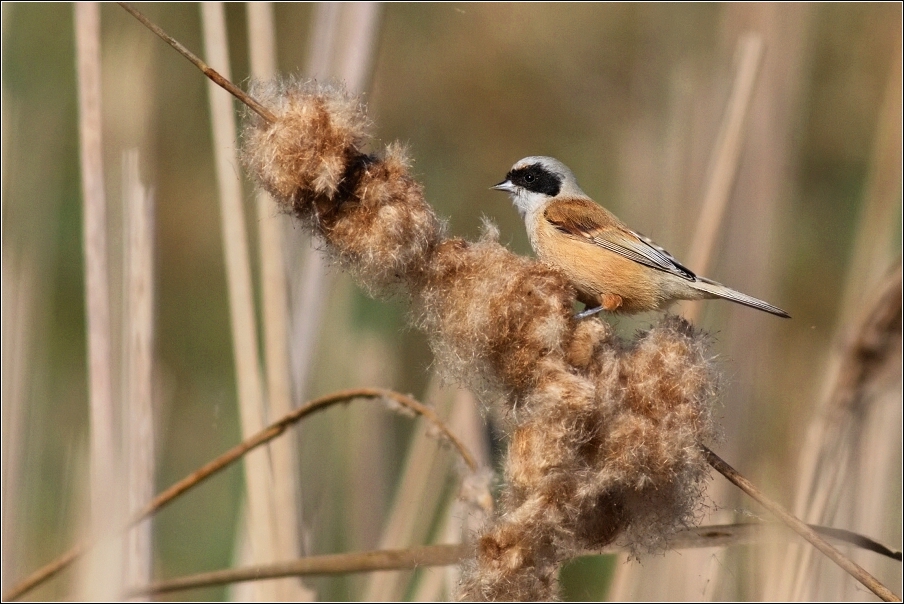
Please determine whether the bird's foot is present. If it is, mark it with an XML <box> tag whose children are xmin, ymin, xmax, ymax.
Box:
<box><xmin>574</xmin><ymin>306</ymin><xmax>603</xmax><ymax>320</ymax></box>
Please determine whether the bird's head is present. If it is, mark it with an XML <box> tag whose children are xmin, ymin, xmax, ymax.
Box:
<box><xmin>492</xmin><ymin>156</ymin><xmax>587</xmax><ymax>218</ymax></box>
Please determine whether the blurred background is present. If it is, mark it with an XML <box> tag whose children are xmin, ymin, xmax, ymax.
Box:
<box><xmin>2</xmin><ymin>3</ymin><xmax>900</xmax><ymax>601</ymax></box>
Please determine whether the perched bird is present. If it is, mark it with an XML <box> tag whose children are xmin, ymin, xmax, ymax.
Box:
<box><xmin>493</xmin><ymin>156</ymin><xmax>790</xmax><ymax>319</ymax></box>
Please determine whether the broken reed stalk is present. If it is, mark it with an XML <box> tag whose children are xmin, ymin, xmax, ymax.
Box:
<box><xmin>704</xmin><ymin>445</ymin><xmax>901</xmax><ymax>602</ymax></box>
<box><xmin>3</xmin><ymin>388</ymin><xmax>479</xmax><ymax>601</ymax></box>
<box><xmin>126</xmin><ymin>520</ymin><xmax>901</xmax><ymax>598</ymax></box>
<box><xmin>135</xmin><ymin>388</ymin><xmax>478</xmax><ymax>519</ymax></box>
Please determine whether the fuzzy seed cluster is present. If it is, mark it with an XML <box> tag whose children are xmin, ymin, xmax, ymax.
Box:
<box><xmin>242</xmin><ymin>79</ymin><xmax>720</xmax><ymax>601</ymax></box>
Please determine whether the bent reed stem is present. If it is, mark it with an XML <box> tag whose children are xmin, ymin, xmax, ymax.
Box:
<box><xmin>3</xmin><ymin>388</ymin><xmax>477</xmax><ymax>601</ymax></box>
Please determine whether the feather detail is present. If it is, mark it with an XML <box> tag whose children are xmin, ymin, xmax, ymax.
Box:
<box><xmin>544</xmin><ymin>197</ymin><xmax>695</xmax><ymax>280</ymax></box>
<box><xmin>691</xmin><ymin>278</ymin><xmax>791</xmax><ymax>318</ymax></box>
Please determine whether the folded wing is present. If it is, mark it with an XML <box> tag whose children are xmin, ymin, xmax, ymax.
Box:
<box><xmin>544</xmin><ymin>197</ymin><xmax>696</xmax><ymax>281</ymax></box>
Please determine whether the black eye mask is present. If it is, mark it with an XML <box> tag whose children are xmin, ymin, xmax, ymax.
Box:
<box><xmin>507</xmin><ymin>164</ymin><xmax>562</xmax><ymax>197</ymax></box>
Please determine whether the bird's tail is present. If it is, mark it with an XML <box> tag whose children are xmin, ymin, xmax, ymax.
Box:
<box><xmin>692</xmin><ymin>277</ymin><xmax>790</xmax><ymax>318</ymax></box>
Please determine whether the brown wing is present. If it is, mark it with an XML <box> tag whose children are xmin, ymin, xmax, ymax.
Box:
<box><xmin>543</xmin><ymin>197</ymin><xmax>696</xmax><ymax>281</ymax></box>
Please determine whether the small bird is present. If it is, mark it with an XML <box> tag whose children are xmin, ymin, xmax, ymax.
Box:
<box><xmin>493</xmin><ymin>156</ymin><xmax>789</xmax><ymax>319</ymax></box>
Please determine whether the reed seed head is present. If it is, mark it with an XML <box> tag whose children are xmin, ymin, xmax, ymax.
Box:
<box><xmin>242</xmin><ymin>79</ymin><xmax>721</xmax><ymax>601</ymax></box>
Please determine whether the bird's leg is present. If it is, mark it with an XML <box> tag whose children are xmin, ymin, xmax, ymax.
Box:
<box><xmin>573</xmin><ymin>293</ymin><xmax>622</xmax><ymax>320</ymax></box>
<box><xmin>574</xmin><ymin>305</ymin><xmax>603</xmax><ymax>320</ymax></box>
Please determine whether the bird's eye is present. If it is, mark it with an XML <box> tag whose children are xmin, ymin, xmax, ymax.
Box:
<box><xmin>524</xmin><ymin>173</ymin><xmax>535</xmax><ymax>183</ymax></box>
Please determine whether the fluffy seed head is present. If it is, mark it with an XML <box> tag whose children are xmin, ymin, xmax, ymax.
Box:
<box><xmin>242</xmin><ymin>78</ymin><xmax>369</xmax><ymax>208</ymax></box>
<box><xmin>414</xmin><ymin>231</ymin><xmax>574</xmax><ymax>400</ymax></box>
<box><xmin>241</xmin><ymin>79</ymin><xmax>722</xmax><ymax>601</ymax></box>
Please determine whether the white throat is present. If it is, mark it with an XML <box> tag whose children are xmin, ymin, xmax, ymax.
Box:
<box><xmin>508</xmin><ymin>189</ymin><xmax>550</xmax><ymax>219</ymax></box>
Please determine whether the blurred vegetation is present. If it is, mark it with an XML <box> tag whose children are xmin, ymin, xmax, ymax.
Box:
<box><xmin>2</xmin><ymin>3</ymin><xmax>900</xmax><ymax>601</ymax></box>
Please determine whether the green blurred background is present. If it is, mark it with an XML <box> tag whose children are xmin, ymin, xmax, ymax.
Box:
<box><xmin>2</xmin><ymin>3</ymin><xmax>901</xmax><ymax>601</ymax></box>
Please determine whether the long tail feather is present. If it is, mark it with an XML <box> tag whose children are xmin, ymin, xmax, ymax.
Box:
<box><xmin>692</xmin><ymin>277</ymin><xmax>790</xmax><ymax>318</ymax></box>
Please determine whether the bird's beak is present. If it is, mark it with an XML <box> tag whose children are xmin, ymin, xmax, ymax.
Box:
<box><xmin>492</xmin><ymin>180</ymin><xmax>516</xmax><ymax>193</ymax></box>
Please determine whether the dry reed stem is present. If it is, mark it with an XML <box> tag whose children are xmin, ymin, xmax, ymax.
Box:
<box><xmin>74</xmin><ymin>8</ymin><xmax>128</xmax><ymax>599</ymax></box>
<box><xmin>121</xmin><ymin>151</ymin><xmax>155</xmax><ymax>595</ymax></box>
<box><xmin>3</xmin><ymin>388</ymin><xmax>477</xmax><ymax>601</ymax></box>
<box><xmin>704</xmin><ymin>445</ymin><xmax>901</xmax><ymax>602</ymax></box>
<box><xmin>76</xmin><ymin>0</ymin><xmax>116</xmax><ymax>534</ymax></box>
<box><xmin>683</xmin><ymin>34</ymin><xmax>762</xmax><ymax>323</ymax></box>
<box><xmin>245</xmin><ymin>4</ymin><xmax>313</xmax><ymax>601</ymax></box>
<box><xmin>130</xmin><ymin>544</ymin><xmax>469</xmax><ymax>597</ymax></box>
<box><xmin>117</xmin><ymin>3</ymin><xmax>275</xmax><ymax>123</ymax></box>
<box><xmin>200</xmin><ymin>6</ymin><xmax>283</xmax><ymax>598</ymax></box>
<box><xmin>125</xmin><ymin>521</ymin><xmax>900</xmax><ymax>598</ymax></box>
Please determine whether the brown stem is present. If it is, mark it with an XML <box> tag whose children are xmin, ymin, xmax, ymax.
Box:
<box><xmin>124</xmin><ymin>520</ymin><xmax>902</xmax><ymax>597</ymax></box>
<box><xmin>117</xmin><ymin>2</ymin><xmax>276</xmax><ymax>124</ymax></box>
<box><xmin>704</xmin><ymin>445</ymin><xmax>901</xmax><ymax>602</ymax></box>
<box><xmin>3</xmin><ymin>388</ymin><xmax>477</xmax><ymax>601</ymax></box>
<box><xmin>127</xmin><ymin>544</ymin><xmax>469</xmax><ymax>597</ymax></box>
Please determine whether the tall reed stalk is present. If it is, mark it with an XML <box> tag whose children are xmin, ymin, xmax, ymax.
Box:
<box><xmin>75</xmin><ymin>4</ymin><xmax>125</xmax><ymax>598</ymax></box>
<box><xmin>199</xmin><ymin>4</ymin><xmax>282</xmax><ymax>600</ymax></box>
<box><xmin>121</xmin><ymin>151</ymin><xmax>155</xmax><ymax>596</ymax></box>
<box><xmin>246</xmin><ymin>3</ymin><xmax>314</xmax><ymax>601</ymax></box>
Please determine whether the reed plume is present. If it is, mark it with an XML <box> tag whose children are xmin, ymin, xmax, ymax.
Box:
<box><xmin>241</xmin><ymin>79</ymin><xmax>719</xmax><ymax>601</ymax></box>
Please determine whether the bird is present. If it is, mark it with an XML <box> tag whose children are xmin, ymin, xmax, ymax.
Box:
<box><xmin>492</xmin><ymin>156</ymin><xmax>790</xmax><ymax>319</ymax></box>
